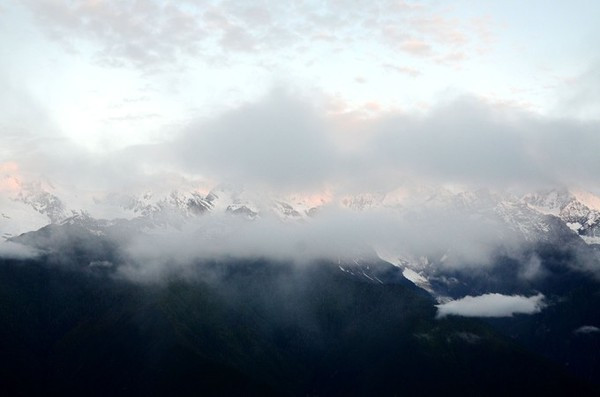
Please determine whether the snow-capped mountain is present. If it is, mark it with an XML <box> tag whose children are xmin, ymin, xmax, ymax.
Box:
<box><xmin>0</xmin><ymin>195</ymin><xmax>49</xmax><ymax>240</ymax></box>
<box><xmin>3</xmin><ymin>164</ymin><xmax>600</xmax><ymax>255</ymax></box>
<box><xmin>0</xmin><ymin>176</ymin><xmax>67</xmax><ymax>238</ymax></box>
<box><xmin>6</xmin><ymin>179</ymin><xmax>599</xmax><ymax>299</ymax></box>
<box><xmin>523</xmin><ymin>189</ymin><xmax>600</xmax><ymax>243</ymax></box>
<box><xmin>4</xmin><ymin>177</ymin><xmax>600</xmax><ymax>387</ymax></box>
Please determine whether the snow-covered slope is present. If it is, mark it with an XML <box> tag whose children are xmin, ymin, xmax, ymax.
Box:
<box><xmin>522</xmin><ymin>188</ymin><xmax>600</xmax><ymax>243</ymax></box>
<box><xmin>0</xmin><ymin>174</ymin><xmax>64</xmax><ymax>238</ymax></box>
<box><xmin>0</xmin><ymin>196</ymin><xmax>49</xmax><ymax>239</ymax></box>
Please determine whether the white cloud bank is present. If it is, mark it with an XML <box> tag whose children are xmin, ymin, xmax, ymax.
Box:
<box><xmin>436</xmin><ymin>293</ymin><xmax>546</xmax><ymax>318</ymax></box>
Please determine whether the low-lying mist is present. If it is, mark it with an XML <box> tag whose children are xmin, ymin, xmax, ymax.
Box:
<box><xmin>115</xmin><ymin>204</ymin><xmax>525</xmax><ymax>282</ymax></box>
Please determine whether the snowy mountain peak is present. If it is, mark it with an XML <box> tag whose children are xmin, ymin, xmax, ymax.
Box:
<box><xmin>3</xmin><ymin>174</ymin><xmax>600</xmax><ymax>248</ymax></box>
<box><xmin>522</xmin><ymin>188</ymin><xmax>600</xmax><ymax>242</ymax></box>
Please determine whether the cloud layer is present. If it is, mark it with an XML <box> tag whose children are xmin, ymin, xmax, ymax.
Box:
<box><xmin>116</xmin><ymin>202</ymin><xmax>520</xmax><ymax>281</ymax></box>
<box><xmin>168</xmin><ymin>91</ymin><xmax>600</xmax><ymax>192</ymax></box>
<box><xmin>5</xmin><ymin>87</ymin><xmax>600</xmax><ymax>197</ymax></box>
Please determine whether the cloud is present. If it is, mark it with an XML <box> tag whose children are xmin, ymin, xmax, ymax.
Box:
<box><xmin>557</xmin><ymin>62</ymin><xmax>600</xmax><ymax>120</ymax></box>
<box><xmin>411</xmin><ymin>15</ymin><xmax>467</xmax><ymax>46</ymax></box>
<box><xmin>20</xmin><ymin>1</ymin><xmax>488</xmax><ymax>69</ymax></box>
<box><xmin>173</xmin><ymin>89</ymin><xmax>338</xmax><ymax>190</ymax></box>
<box><xmin>399</xmin><ymin>39</ymin><xmax>433</xmax><ymax>57</ymax></box>
<box><xmin>436</xmin><ymin>293</ymin><xmax>546</xmax><ymax>318</ymax></box>
<box><xmin>0</xmin><ymin>241</ymin><xmax>39</xmax><ymax>259</ymax></box>
<box><xmin>4</xmin><ymin>85</ymin><xmax>600</xmax><ymax>282</ymax></box>
<box><xmin>574</xmin><ymin>325</ymin><xmax>600</xmax><ymax>335</ymax></box>
<box><xmin>7</xmin><ymin>86</ymin><xmax>600</xmax><ymax>197</ymax></box>
<box><xmin>382</xmin><ymin>64</ymin><xmax>421</xmax><ymax>77</ymax></box>
<box><xmin>165</xmin><ymin>90</ymin><xmax>600</xmax><ymax>192</ymax></box>
<box><xmin>115</xmin><ymin>200</ymin><xmax>526</xmax><ymax>282</ymax></box>
<box><xmin>22</xmin><ymin>0</ymin><xmax>205</xmax><ymax>68</ymax></box>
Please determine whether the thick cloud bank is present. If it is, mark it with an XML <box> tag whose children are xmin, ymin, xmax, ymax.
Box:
<box><xmin>7</xmin><ymin>89</ymin><xmax>600</xmax><ymax>195</ymax></box>
<box><xmin>436</xmin><ymin>293</ymin><xmax>546</xmax><ymax>318</ymax></box>
<box><xmin>180</xmin><ymin>91</ymin><xmax>600</xmax><ymax>191</ymax></box>
<box><xmin>162</xmin><ymin>91</ymin><xmax>600</xmax><ymax>192</ymax></box>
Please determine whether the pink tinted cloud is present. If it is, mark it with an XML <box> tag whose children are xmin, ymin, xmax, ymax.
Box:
<box><xmin>382</xmin><ymin>64</ymin><xmax>421</xmax><ymax>77</ymax></box>
<box><xmin>399</xmin><ymin>39</ymin><xmax>432</xmax><ymax>56</ymax></box>
<box><xmin>412</xmin><ymin>15</ymin><xmax>467</xmax><ymax>45</ymax></box>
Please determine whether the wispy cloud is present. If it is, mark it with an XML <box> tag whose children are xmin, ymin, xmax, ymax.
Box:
<box><xmin>20</xmin><ymin>0</ymin><xmax>490</xmax><ymax>70</ymax></box>
<box><xmin>22</xmin><ymin>0</ymin><xmax>205</xmax><ymax>68</ymax></box>
<box><xmin>382</xmin><ymin>64</ymin><xmax>421</xmax><ymax>77</ymax></box>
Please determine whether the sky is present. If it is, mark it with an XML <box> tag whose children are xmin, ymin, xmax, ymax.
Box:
<box><xmin>1</xmin><ymin>0</ymin><xmax>600</xmax><ymax>194</ymax></box>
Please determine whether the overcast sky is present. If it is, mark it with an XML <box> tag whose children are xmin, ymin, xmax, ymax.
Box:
<box><xmin>1</xmin><ymin>0</ymin><xmax>600</xmax><ymax>195</ymax></box>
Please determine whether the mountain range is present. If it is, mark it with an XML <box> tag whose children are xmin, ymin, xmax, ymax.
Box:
<box><xmin>1</xmin><ymin>175</ymin><xmax>600</xmax><ymax>395</ymax></box>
